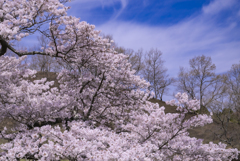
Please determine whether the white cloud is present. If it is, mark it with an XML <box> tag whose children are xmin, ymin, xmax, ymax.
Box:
<box><xmin>66</xmin><ymin>0</ymin><xmax>129</xmax><ymax>22</ymax></box>
<box><xmin>112</xmin><ymin>0</ymin><xmax>128</xmax><ymax>19</ymax></box>
<box><xmin>238</xmin><ymin>10</ymin><xmax>240</xmax><ymax>17</ymax></box>
<box><xmin>98</xmin><ymin>11</ymin><xmax>240</xmax><ymax>78</ymax></box>
<box><xmin>68</xmin><ymin>0</ymin><xmax>127</xmax><ymax>13</ymax></box>
<box><xmin>69</xmin><ymin>0</ymin><xmax>117</xmax><ymax>8</ymax></box>
<box><xmin>202</xmin><ymin>0</ymin><xmax>237</xmax><ymax>15</ymax></box>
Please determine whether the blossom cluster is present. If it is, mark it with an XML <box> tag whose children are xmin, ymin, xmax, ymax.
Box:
<box><xmin>0</xmin><ymin>0</ymin><xmax>239</xmax><ymax>160</ymax></box>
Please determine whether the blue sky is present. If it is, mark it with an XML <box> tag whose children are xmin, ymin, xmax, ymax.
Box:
<box><xmin>68</xmin><ymin>0</ymin><xmax>211</xmax><ymax>26</ymax></box>
<box><xmin>65</xmin><ymin>0</ymin><xmax>240</xmax><ymax>78</ymax></box>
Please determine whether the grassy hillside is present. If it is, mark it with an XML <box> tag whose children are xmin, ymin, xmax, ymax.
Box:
<box><xmin>149</xmin><ymin>98</ymin><xmax>239</xmax><ymax>147</ymax></box>
<box><xmin>150</xmin><ymin>98</ymin><xmax>240</xmax><ymax>161</ymax></box>
<box><xmin>31</xmin><ymin>71</ymin><xmax>59</xmax><ymax>88</ymax></box>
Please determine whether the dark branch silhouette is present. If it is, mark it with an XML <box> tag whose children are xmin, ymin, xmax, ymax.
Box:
<box><xmin>0</xmin><ymin>37</ymin><xmax>53</xmax><ymax>57</ymax></box>
<box><xmin>0</xmin><ymin>38</ymin><xmax>8</xmax><ymax>56</ymax></box>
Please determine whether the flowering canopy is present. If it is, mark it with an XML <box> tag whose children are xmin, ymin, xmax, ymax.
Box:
<box><xmin>0</xmin><ymin>0</ymin><xmax>239</xmax><ymax>160</ymax></box>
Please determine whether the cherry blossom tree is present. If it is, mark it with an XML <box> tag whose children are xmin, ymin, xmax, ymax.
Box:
<box><xmin>0</xmin><ymin>0</ymin><xmax>239</xmax><ymax>160</ymax></box>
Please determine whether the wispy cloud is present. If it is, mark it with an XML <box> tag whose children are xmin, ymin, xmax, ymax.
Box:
<box><xmin>67</xmin><ymin>0</ymin><xmax>128</xmax><ymax>22</ymax></box>
<box><xmin>202</xmin><ymin>0</ymin><xmax>237</xmax><ymax>15</ymax></box>
<box><xmin>112</xmin><ymin>0</ymin><xmax>128</xmax><ymax>19</ymax></box>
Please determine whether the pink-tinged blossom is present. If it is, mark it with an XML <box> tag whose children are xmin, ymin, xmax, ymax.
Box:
<box><xmin>0</xmin><ymin>0</ymin><xmax>239</xmax><ymax>160</ymax></box>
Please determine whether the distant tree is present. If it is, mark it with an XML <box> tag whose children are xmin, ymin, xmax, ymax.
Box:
<box><xmin>99</xmin><ymin>33</ymin><xmax>116</xmax><ymax>48</ymax></box>
<box><xmin>177</xmin><ymin>67</ymin><xmax>196</xmax><ymax>100</ymax></box>
<box><xmin>129</xmin><ymin>48</ymin><xmax>145</xmax><ymax>75</ymax></box>
<box><xmin>226</xmin><ymin>62</ymin><xmax>240</xmax><ymax>113</ymax></box>
<box><xmin>100</xmin><ymin>34</ymin><xmax>144</xmax><ymax>75</ymax></box>
<box><xmin>115</xmin><ymin>47</ymin><xmax>144</xmax><ymax>75</ymax></box>
<box><xmin>210</xmin><ymin>62</ymin><xmax>240</xmax><ymax>148</ymax></box>
<box><xmin>177</xmin><ymin>55</ymin><xmax>224</xmax><ymax>113</ymax></box>
<box><xmin>142</xmin><ymin>48</ymin><xmax>174</xmax><ymax>101</ymax></box>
